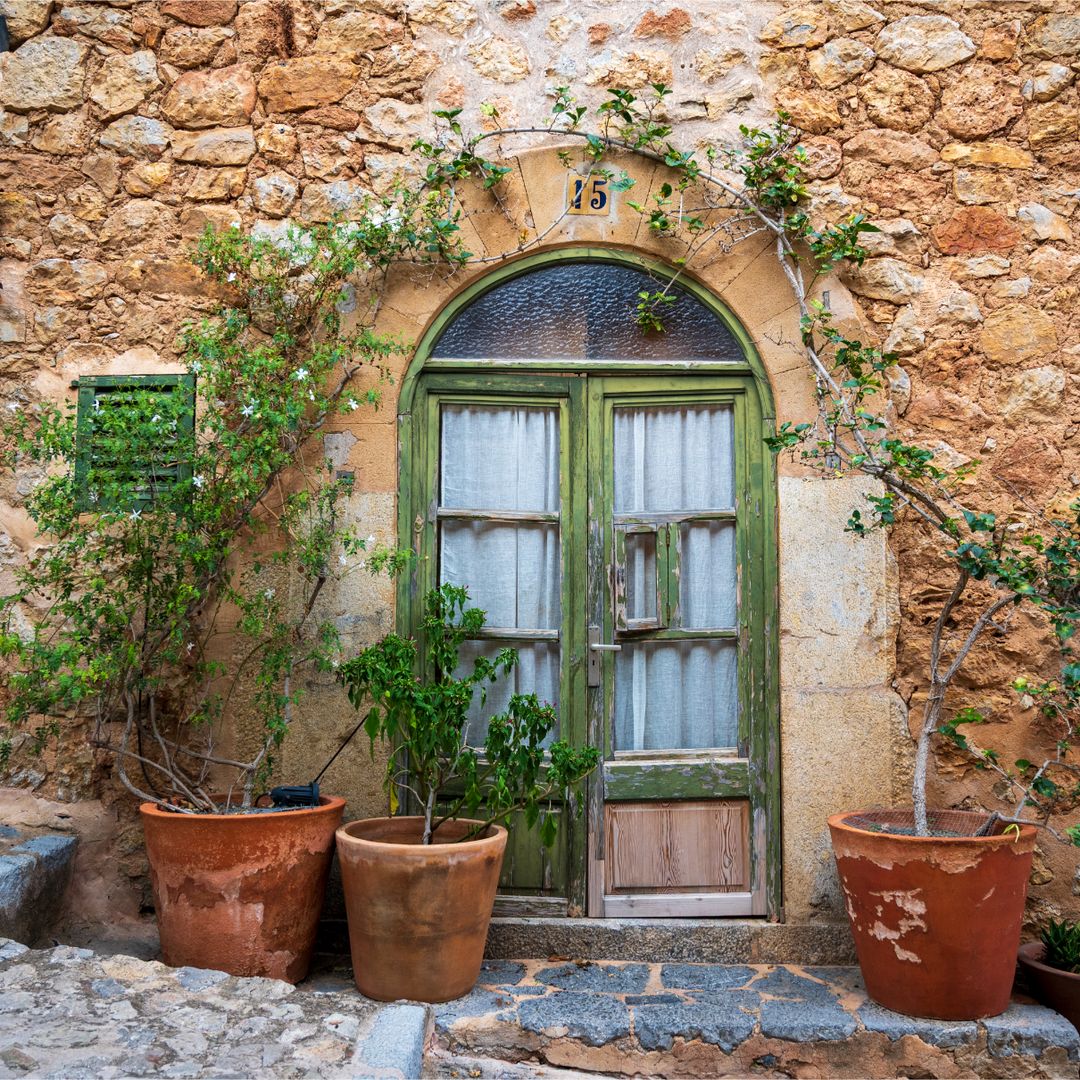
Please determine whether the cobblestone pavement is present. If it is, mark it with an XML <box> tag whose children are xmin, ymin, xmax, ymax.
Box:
<box><xmin>431</xmin><ymin>959</ymin><xmax>1080</xmax><ymax>1079</ymax></box>
<box><xmin>0</xmin><ymin>939</ymin><xmax>427</xmax><ymax>1079</ymax></box>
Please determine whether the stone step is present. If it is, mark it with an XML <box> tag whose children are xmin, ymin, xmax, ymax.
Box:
<box><xmin>432</xmin><ymin>959</ymin><xmax>1080</xmax><ymax>1079</ymax></box>
<box><xmin>0</xmin><ymin>825</ymin><xmax>77</xmax><ymax>946</ymax></box>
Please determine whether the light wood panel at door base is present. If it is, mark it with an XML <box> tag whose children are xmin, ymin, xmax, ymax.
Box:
<box><xmin>602</xmin><ymin>891</ymin><xmax>754</xmax><ymax>917</ymax></box>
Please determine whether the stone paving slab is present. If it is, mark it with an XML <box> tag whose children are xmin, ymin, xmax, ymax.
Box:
<box><xmin>432</xmin><ymin>959</ymin><xmax>1080</xmax><ymax>1079</ymax></box>
<box><xmin>0</xmin><ymin>938</ymin><xmax>429</xmax><ymax>1079</ymax></box>
<box><xmin>0</xmin><ymin>827</ymin><xmax>77</xmax><ymax>946</ymax></box>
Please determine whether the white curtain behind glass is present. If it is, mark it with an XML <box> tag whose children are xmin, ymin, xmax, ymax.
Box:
<box><xmin>439</xmin><ymin>405</ymin><xmax>561</xmax><ymax>744</ymax></box>
<box><xmin>613</xmin><ymin>405</ymin><xmax>738</xmax><ymax>751</ymax></box>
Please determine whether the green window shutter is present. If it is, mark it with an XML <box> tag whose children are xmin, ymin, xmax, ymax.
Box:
<box><xmin>73</xmin><ymin>374</ymin><xmax>196</xmax><ymax>512</ymax></box>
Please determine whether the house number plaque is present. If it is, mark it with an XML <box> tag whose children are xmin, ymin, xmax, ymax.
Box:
<box><xmin>567</xmin><ymin>174</ymin><xmax>612</xmax><ymax>216</ymax></box>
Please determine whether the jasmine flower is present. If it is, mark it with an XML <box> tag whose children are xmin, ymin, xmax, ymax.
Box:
<box><xmin>193</xmin><ymin>474</ymin><xmax>205</xmax><ymax>490</ymax></box>
<box><xmin>293</xmin><ymin>367</ymin><xmax>309</xmax><ymax>381</ymax></box>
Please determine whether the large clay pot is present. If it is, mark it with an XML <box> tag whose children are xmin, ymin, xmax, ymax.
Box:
<box><xmin>336</xmin><ymin>816</ymin><xmax>507</xmax><ymax>1003</ymax></box>
<box><xmin>140</xmin><ymin>795</ymin><xmax>345</xmax><ymax>983</ymax></box>
<box><xmin>1018</xmin><ymin>941</ymin><xmax>1080</xmax><ymax>1030</ymax></box>
<box><xmin>829</xmin><ymin>808</ymin><xmax>1036</xmax><ymax>1020</ymax></box>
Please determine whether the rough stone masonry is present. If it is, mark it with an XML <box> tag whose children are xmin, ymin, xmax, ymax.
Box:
<box><xmin>0</xmin><ymin>0</ymin><xmax>1077</xmax><ymax>939</ymax></box>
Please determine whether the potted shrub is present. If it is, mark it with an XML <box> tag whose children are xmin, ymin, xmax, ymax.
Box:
<box><xmin>336</xmin><ymin>583</ymin><xmax>598</xmax><ymax>1003</ymax></box>
<box><xmin>0</xmin><ymin>221</ymin><xmax>409</xmax><ymax>982</ymax></box>
<box><xmin>1019</xmin><ymin>919</ymin><xmax>1080</xmax><ymax>1029</ymax></box>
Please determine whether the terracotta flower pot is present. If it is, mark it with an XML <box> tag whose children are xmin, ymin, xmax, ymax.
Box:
<box><xmin>336</xmin><ymin>816</ymin><xmax>507</xmax><ymax>1003</ymax></box>
<box><xmin>140</xmin><ymin>795</ymin><xmax>345</xmax><ymax>983</ymax></box>
<box><xmin>1018</xmin><ymin>941</ymin><xmax>1080</xmax><ymax>1030</ymax></box>
<box><xmin>829</xmin><ymin>808</ymin><xmax>1036</xmax><ymax>1020</ymax></box>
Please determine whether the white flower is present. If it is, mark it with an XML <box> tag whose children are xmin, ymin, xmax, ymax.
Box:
<box><xmin>347</xmin><ymin>398</ymin><xmax>359</xmax><ymax>412</ymax></box>
<box><xmin>241</xmin><ymin>402</ymin><xmax>255</xmax><ymax>418</ymax></box>
<box><xmin>308</xmin><ymin>389</ymin><xmax>315</xmax><ymax>402</ymax></box>
<box><xmin>130</xmin><ymin>508</ymin><xmax>142</xmax><ymax>521</ymax></box>
<box><xmin>293</xmin><ymin>367</ymin><xmax>309</xmax><ymax>381</ymax></box>
<box><xmin>338</xmin><ymin>554</ymin><xmax>348</xmax><ymax>566</ymax></box>
<box><xmin>366</xmin><ymin>534</ymin><xmax>376</xmax><ymax>547</ymax></box>
<box><xmin>191</xmin><ymin>361</ymin><xmax>202</xmax><ymax>374</ymax></box>
<box><xmin>150</xmin><ymin>414</ymin><xmax>161</xmax><ymax>424</ymax></box>
<box><xmin>226</xmin><ymin>272</ymin><xmax>237</xmax><ymax>282</ymax></box>
<box><xmin>88</xmin><ymin>490</ymin><xmax>99</xmax><ymax>505</ymax></box>
<box><xmin>370</xmin><ymin>207</ymin><xmax>402</xmax><ymax>231</ymax></box>
<box><xmin>186</xmin><ymin>642</ymin><xmax>194</xmax><ymax>653</ymax></box>
<box><xmin>5</xmin><ymin>401</ymin><xmax>18</xmax><ymax>413</ymax></box>
<box><xmin>264</xmin><ymin>588</ymin><xmax>275</xmax><ymax>600</ymax></box>
<box><xmin>192</xmin><ymin>474</ymin><xmax>205</xmax><ymax>490</ymax></box>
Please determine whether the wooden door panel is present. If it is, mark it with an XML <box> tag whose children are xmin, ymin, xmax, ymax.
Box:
<box><xmin>604</xmin><ymin>799</ymin><xmax>749</xmax><ymax>895</ymax></box>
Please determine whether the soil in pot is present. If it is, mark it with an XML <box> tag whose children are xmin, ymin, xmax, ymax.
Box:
<box><xmin>336</xmin><ymin>816</ymin><xmax>507</xmax><ymax>1003</ymax></box>
<box><xmin>829</xmin><ymin>808</ymin><xmax>1036</xmax><ymax>1021</ymax></box>
<box><xmin>1018</xmin><ymin>942</ymin><xmax>1080</xmax><ymax>1031</ymax></box>
<box><xmin>140</xmin><ymin>795</ymin><xmax>345</xmax><ymax>983</ymax></box>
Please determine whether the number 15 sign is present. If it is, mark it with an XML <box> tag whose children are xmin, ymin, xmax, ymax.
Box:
<box><xmin>567</xmin><ymin>174</ymin><xmax>611</xmax><ymax>216</ymax></box>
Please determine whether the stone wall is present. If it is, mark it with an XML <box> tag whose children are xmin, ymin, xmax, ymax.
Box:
<box><xmin>0</xmin><ymin>0</ymin><xmax>1077</xmax><ymax>931</ymax></box>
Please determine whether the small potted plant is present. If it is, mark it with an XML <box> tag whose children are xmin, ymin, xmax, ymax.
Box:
<box><xmin>1019</xmin><ymin>919</ymin><xmax>1080</xmax><ymax>1029</ymax></box>
<box><xmin>0</xmin><ymin>220</ymin><xmax>408</xmax><ymax>982</ymax></box>
<box><xmin>336</xmin><ymin>583</ymin><xmax>598</xmax><ymax>1003</ymax></box>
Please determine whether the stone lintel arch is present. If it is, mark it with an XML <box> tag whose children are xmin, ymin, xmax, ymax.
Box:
<box><xmin>366</xmin><ymin>145</ymin><xmax>905</xmax><ymax>923</ymax></box>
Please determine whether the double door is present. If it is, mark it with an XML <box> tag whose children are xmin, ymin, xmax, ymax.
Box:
<box><xmin>406</xmin><ymin>371</ymin><xmax>775</xmax><ymax>917</ymax></box>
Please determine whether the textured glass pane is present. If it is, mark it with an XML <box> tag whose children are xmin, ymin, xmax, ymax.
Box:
<box><xmin>431</xmin><ymin>262</ymin><xmax>743</xmax><ymax>362</ymax></box>
<box><xmin>679</xmin><ymin>522</ymin><xmax>736</xmax><ymax>629</ymax></box>
<box><xmin>614</xmin><ymin>405</ymin><xmax>734</xmax><ymax>512</ymax></box>
<box><xmin>614</xmin><ymin>640</ymin><xmax>737</xmax><ymax>751</ymax></box>
<box><xmin>441</xmin><ymin>405</ymin><xmax>559</xmax><ymax>512</ymax></box>
<box><xmin>624</xmin><ymin>531</ymin><xmax>657</xmax><ymax>622</ymax></box>
<box><xmin>457</xmin><ymin>640</ymin><xmax>560</xmax><ymax>747</ymax></box>
<box><xmin>440</xmin><ymin>521</ymin><xmax>560</xmax><ymax>630</ymax></box>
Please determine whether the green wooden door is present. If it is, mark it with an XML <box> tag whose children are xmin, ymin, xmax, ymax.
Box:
<box><xmin>405</xmin><ymin>369</ymin><xmax>775</xmax><ymax>918</ymax></box>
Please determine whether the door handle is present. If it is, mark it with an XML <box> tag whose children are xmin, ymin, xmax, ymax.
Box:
<box><xmin>587</xmin><ymin>625</ymin><xmax>620</xmax><ymax>687</ymax></box>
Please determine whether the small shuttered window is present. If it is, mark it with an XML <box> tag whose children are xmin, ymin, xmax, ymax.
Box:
<box><xmin>73</xmin><ymin>375</ymin><xmax>195</xmax><ymax>511</ymax></box>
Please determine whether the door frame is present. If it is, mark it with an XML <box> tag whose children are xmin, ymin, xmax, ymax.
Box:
<box><xmin>395</xmin><ymin>246</ymin><xmax>782</xmax><ymax>920</ymax></box>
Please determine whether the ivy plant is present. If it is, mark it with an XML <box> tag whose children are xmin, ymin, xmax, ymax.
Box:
<box><xmin>338</xmin><ymin>584</ymin><xmax>598</xmax><ymax>845</ymax></box>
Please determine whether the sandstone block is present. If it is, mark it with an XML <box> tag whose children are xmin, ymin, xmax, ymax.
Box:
<box><xmin>99</xmin><ymin>200</ymin><xmax>171</xmax><ymax>249</ymax></box>
<box><xmin>313</xmin><ymin>12</ymin><xmax>405</xmax><ymax>53</ymax></box>
<box><xmin>25</xmin><ymin>259</ymin><xmax>107</xmax><ymax>304</ymax></box>
<box><xmin>954</xmin><ymin>169</ymin><xmax>1014</xmax><ymax>206</ymax></box>
<box><xmin>99</xmin><ymin>115</ymin><xmax>172</xmax><ymax>159</ymax></box>
<box><xmin>298</xmin><ymin>106</ymin><xmax>360</xmax><ymax>131</ymax></box>
<box><xmin>1026</xmin><ymin>102</ymin><xmax>1078</xmax><ymax>150</ymax></box>
<box><xmin>843</xmin><ymin>129</ymin><xmax>935</xmax><ymax>168</ymax></box>
<box><xmin>693</xmin><ymin>46</ymin><xmax>746</xmax><ymax>84</ymax></box>
<box><xmin>980</xmin><ymin>21</ymin><xmax>1019</xmax><ymax>60</ymax></box>
<box><xmin>760</xmin><ymin>6</ymin><xmax>829</xmax><ymax>48</ymax></box>
<box><xmin>1003</xmin><ymin>366</ymin><xmax>1066</xmax><ymax>417</ymax></box>
<box><xmin>1026</xmin><ymin>14</ymin><xmax>1080</xmax><ymax>61</ymax></box>
<box><xmin>300</xmin><ymin>132</ymin><xmax>361</xmax><ymax>180</ymax></box>
<box><xmin>634</xmin><ymin>9</ymin><xmax>691</xmax><ymax>40</ymax></box>
<box><xmin>979</xmin><ymin>304</ymin><xmax>1057</xmax><ymax>366</ymax></box>
<box><xmin>0</xmin><ymin>305</ymin><xmax>26</xmax><ymax>343</ymax></box>
<box><xmin>46</xmin><ymin>212</ymin><xmax>96</xmax><ymax>253</ymax></box>
<box><xmin>939</xmin><ymin>142</ymin><xmax>1033</xmax><ymax>169</ymax></box>
<box><xmin>31</xmin><ymin>111</ymin><xmax>87</xmax><ymax>156</ymax></box>
<box><xmin>186</xmin><ymin>167</ymin><xmax>247</xmax><ymax>200</ymax></box>
<box><xmin>172</xmin><ymin>126</ymin><xmax>256</xmax><ymax>166</ymax></box>
<box><xmin>875</xmin><ymin>15</ymin><xmax>975</xmax><ymax>72</ymax></box>
<box><xmin>1027</xmin><ymin>246</ymin><xmax>1080</xmax><ymax>283</ymax></box>
<box><xmin>1017</xmin><ymin>202</ymin><xmax>1072</xmax><ymax>242</ymax></box>
<box><xmin>259</xmin><ymin>56</ymin><xmax>360</xmax><ymax>112</ymax></box>
<box><xmin>883</xmin><ymin>305</ymin><xmax>924</xmax><ymax>355</ymax></box>
<box><xmin>124</xmin><ymin>162</ymin><xmax>172</xmax><ymax>196</ymax></box>
<box><xmin>162</xmin><ymin>64</ymin><xmax>256</xmax><ymax>129</ymax></box>
<box><xmin>859</xmin><ymin>66</ymin><xmax>934</xmax><ymax>133</ymax></box>
<box><xmin>406</xmin><ymin>0</ymin><xmax>476</xmax><ymax>34</ymax></box>
<box><xmin>0</xmin><ymin>0</ymin><xmax>53</xmax><ymax>44</ymax></box>
<box><xmin>89</xmin><ymin>50</ymin><xmax>160</xmax><ymax>122</ymax></box>
<box><xmin>0</xmin><ymin>110</ymin><xmax>28</xmax><ymax>147</ymax></box>
<box><xmin>234</xmin><ymin>0</ymin><xmax>316</xmax><ymax>60</ymax></box>
<box><xmin>704</xmin><ymin>74</ymin><xmax>757</xmax><ymax>119</ymax></box>
<box><xmin>159</xmin><ymin>26</ymin><xmax>234</xmax><ymax>68</ymax></box>
<box><xmin>774</xmin><ymin>89</ymin><xmax>840</xmax><ymax>134</ymax></box>
<box><xmin>584</xmin><ymin>49</ymin><xmax>672</xmax><ymax>89</ymax></box>
<box><xmin>499</xmin><ymin>0</ymin><xmax>535</xmax><ymax>21</ymax></box>
<box><xmin>251</xmin><ymin>172</ymin><xmax>298</xmax><ymax>216</ymax></box>
<box><xmin>808</xmin><ymin>38</ymin><xmax>875</xmax><ymax>89</ymax></box>
<box><xmin>299</xmin><ymin>180</ymin><xmax>369</xmax><ymax>222</ymax></box>
<box><xmin>160</xmin><ymin>0</ymin><xmax>237</xmax><ymax>27</ymax></box>
<box><xmin>0</xmin><ymin>37</ymin><xmax>88</xmax><ymax>113</ymax></box>
<box><xmin>931</xmin><ymin>207</ymin><xmax>1020</xmax><ymax>254</ymax></box>
<box><xmin>115</xmin><ymin>256</ymin><xmax>215</xmax><ymax>297</ymax></box>
<box><xmin>363</xmin><ymin>99</ymin><xmax>427</xmax><ymax>150</ymax></box>
<box><xmin>938</xmin><ymin>63</ymin><xmax>1022</xmax><ymax>139</ymax></box>
<box><xmin>180</xmin><ymin>203</ymin><xmax>241</xmax><ymax>239</ymax></box>
<box><xmin>256</xmin><ymin>123</ymin><xmax>297</xmax><ymax>161</ymax></box>
<box><xmin>936</xmin><ymin>286</ymin><xmax>982</xmax><ymax>326</ymax></box>
<box><xmin>992</xmin><ymin>434</ymin><xmax>1062</xmax><ymax>494</ymax></box>
<box><xmin>954</xmin><ymin>254</ymin><xmax>1010</xmax><ymax>279</ymax></box>
<box><xmin>825</xmin><ymin>0</ymin><xmax>884</xmax><ymax>32</ymax></box>
<box><xmin>468</xmin><ymin>36</ymin><xmax>530</xmax><ymax>82</ymax></box>
<box><xmin>801</xmin><ymin>136</ymin><xmax>842</xmax><ymax>180</ymax></box>
<box><xmin>1022</xmin><ymin>63</ymin><xmax>1074</xmax><ymax>103</ymax></box>
<box><xmin>840</xmin><ymin>257</ymin><xmax>925</xmax><ymax>303</ymax></box>
<box><xmin>51</xmin><ymin>4</ymin><xmax>136</xmax><ymax>49</ymax></box>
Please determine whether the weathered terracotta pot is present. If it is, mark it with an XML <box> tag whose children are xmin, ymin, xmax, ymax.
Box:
<box><xmin>140</xmin><ymin>795</ymin><xmax>345</xmax><ymax>983</ymax></box>
<box><xmin>336</xmin><ymin>816</ymin><xmax>507</xmax><ymax>1003</ymax></box>
<box><xmin>1018</xmin><ymin>941</ymin><xmax>1080</xmax><ymax>1031</ymax></box>
<box><xmin>829</xmin><ymin>809</ymin><xmax>1036</xmax><ymax>1020</ymax></box>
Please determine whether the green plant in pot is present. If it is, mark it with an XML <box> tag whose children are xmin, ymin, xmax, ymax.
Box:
<box><xmin>0</xmin><ymin>221</ymin><xmax>409</xmax><ymax>982</ymax></box>
<box><xmin>1018</xmin><ymin>918</ymin><xmax>1080</xmax><ymax>1031</ymax></box>
<box><xmin>336</xmin><ymin>583</ymin><xmax>598</xmax><ymax>1003</ymax></box>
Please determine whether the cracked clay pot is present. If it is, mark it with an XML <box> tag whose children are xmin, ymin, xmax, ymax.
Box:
<box><xmin>829</xmin><ymin>809</ymin><xmax>1036</xmax><ymax>1020</ymax></box>
<box><xmin>141</xmin><ymin>795</ymin><xmax>345</xmax><ymax>983</ymax></box>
